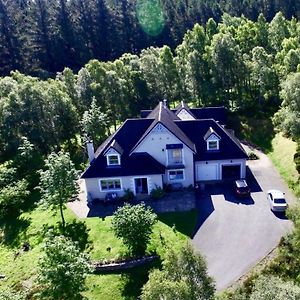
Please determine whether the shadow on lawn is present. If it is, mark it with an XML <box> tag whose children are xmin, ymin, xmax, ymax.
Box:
<box><xmin>120</xmin><ymin>260</ymin><xmax>161</xmax><ymax>300</ymax></box>
<box><xmin>157</xmin><ymin>210</ymin><xmax>198</xmax><ymax>238</ymax></box>
<box><xmin>0</xmin><ymin>216</ymin><xmax>31</xmax><ymax>247</ymax></box>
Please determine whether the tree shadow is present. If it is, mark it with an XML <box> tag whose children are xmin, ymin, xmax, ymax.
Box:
<box><xmin>120</xmin><ymin>260</ymin><xmax>161</xmax><ymax>300</ymax></box>
<box><xmin>41</xmin><ymin>220</ymin><xmax>91</xmax><ymax>251</ymax></box>
<box><xmin>227</xmin><ymin>113</ymin><xmax>275</xmax><ymax>153</ymax></box>
<box><xmin>0</xmin><ymin>216</ymin><xmax>31</xmax><ymax>247</ymax></box>
<box><xmin>157</xmin><ymin>210</ymin><xmax>198</xmax><ymax>238</ymax></box>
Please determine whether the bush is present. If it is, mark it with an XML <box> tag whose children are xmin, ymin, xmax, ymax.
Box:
<box><xmin>141</xmin><ymin>243</ymin><xmax>215</xmax><ymax>300</ymax></box>
<box><xmin>150</xmin><ymin>185</ymin><xmax>165</xmax><ymax>199</ymax></box>
<box><xmin>111</xmin><ymin>203</ymin><xmax>157</xmax><ymax>255</ymax></box>
<box><xmin>0</xmin><ymin>179</ymin><xmax>29</xmax><ymax>218</ymax></box>
<box><xmin>248</xmin><ymin>151</ymin><xmax>259</xmax><ymax>160</ymax></box>
<box><xmin>122</xmin><ymin>188</ymin><xmax>134</xmax><ymax>201</ymax></box>
<box><xmin>37</xmin><ymin>232</ymin><xmax>91</xmax><ymax>300</ymax></box>
<box><xmin>294</xmin><ymin>141</ymin><xmax>300</xmax><ymax>175</ymax></box>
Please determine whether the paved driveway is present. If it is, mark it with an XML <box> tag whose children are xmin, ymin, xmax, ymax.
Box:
<box><xmin>192</xmin><ymin>148</ymin><xmax>296</xmax><ymax>291</ymax></box>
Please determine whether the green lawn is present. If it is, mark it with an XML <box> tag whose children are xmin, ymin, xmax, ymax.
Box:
<box><xmin>268</xmin><ymin>133</ymin><xmax>300</xmax><ymax>197</ymax></box>
<box><xmin>0</xmin><ymin>205</ymin><xmax>198</xmax><ymax>299</ymax></box>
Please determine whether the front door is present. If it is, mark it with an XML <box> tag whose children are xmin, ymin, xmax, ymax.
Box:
<box><xmin>134</xmin><ymin>178</ymin><xmax>148</xmax><ymax>194</ymax></box>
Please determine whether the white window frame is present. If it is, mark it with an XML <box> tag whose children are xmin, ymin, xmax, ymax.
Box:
<box><xmin>207</xmin><ymin>140</ymin><xmax>219</xmax><ymax>151</ymax></box>
<box><xmin>106</xmin><ymin>154</ymin><xmax>121</xmax><ymax>166</ymax></box>
<box><xmin>167</xmin><ymin>148</ymin><xmax>183</xmax><ymax>165</ymax></box>
<box><xmin>168</xmin><ymin>169</ymin><xmax>185</xmax><ymax>181</ymax></box>
<box><xmin>99</xmin><ymin>178</ymin><xmax>122</xmax><ymax>192</ymax></box>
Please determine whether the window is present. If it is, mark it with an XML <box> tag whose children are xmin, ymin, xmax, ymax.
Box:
<box><xmin>207</xmin><ymin>140</ymin><xmax>219</xmax><ymax>151</ymax></box>
<box><xmin>169</xmin><ymin>170</ymin><xmax>184</xmax><ymax>181</ymax></box>
<box><xmin>100</xmin><ymin>179</ymin><xmax>121</xmax><ymax>191</ymax></box>
<box><xmin>107</xmin><ymin>154</ymin><xmax>120</xmax><ymax>166</ymax></box>
<box><xmin>168</xmin><ymin>149</ymin><xmax>183</xmax><ymax>164</ymax></box>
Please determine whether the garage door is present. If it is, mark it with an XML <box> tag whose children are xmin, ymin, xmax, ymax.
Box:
<box><xmin>196</xmin><ymin>164</ymin><xmax>218</xmax><ymax>181</ymax></box>
<box><xmin>222</xmin><ymin>165</ymin><xmax>241</xmax><ymax>180</ymax></box>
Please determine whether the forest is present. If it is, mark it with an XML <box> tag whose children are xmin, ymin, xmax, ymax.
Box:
<box><xmin>1</xmin><ymin>11</ymin><xmax>300</xmax><ymax>165</ymax></box>
<box><xmin>0</xmin><ymin>0</ymin><xmax>300</xmax><ymax>76</ymax></box>
<box><xmin>1</xmin><ymin>4</ymin><xmax>300</xmax><ymax>299</ymax></box>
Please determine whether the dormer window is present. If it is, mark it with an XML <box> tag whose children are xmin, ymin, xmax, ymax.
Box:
<box><xmin>207</xmin><ymin>140</ymin><xmax>219</xmax><ymax>151</ymax></box>
<box><xmin>107</xmin><ymin>154</ymin><xmax>120</xmax><ymax>166</ymax></box>
<box><xmin>104</xmin><ymin>140</ymin><xmax>123</xmax><ymax>167</ymax></box>
<box><xmin>204</xmin><ymin>127</ymin><xmax>221</xmax><ymax>151</ymax></box>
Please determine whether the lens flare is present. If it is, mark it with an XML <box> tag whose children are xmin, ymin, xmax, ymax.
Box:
<box><xmin>136</xmin><ymin>0</ymin><xmax>165</xmax><ymax>37</ymax></box>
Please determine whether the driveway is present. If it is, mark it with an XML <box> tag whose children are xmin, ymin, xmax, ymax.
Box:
<box><xmin>192</xmin><ymin>147</ymin><xmax>296</xmax><ymax>291</ymax></box>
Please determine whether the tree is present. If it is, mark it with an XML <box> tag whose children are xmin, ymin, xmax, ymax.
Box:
<box><xmin>250</xmin><ymin>275</ymin><xmax>300</xmax><ymax>300</ymax></box>
<box><xmin>141</xmin><ymin>243</ymin><xmax>215</xmax><ymax>300</ymax></box>
<box><xmin>37</xmin><ymin>233</ymin><xmax>91</xmax><ymax>300</ymax></box>
<box><xmin>80</xmin><ymin>97</ymin><xmax>107</xmax><ymax>146</ymax></box>
<box><xmin>0</xmin><ymin>179</ymin><xmax>29</xmax><ymax>218</ymax></box>
<box><xmin>273</xmin><ymin>72</ymin><xmax>300</xmax><ymax>140</ymax></box>
<box><xmin>111</xmin><ymin>203</ymin><xmax>157</xmax><ymax>255</ymax></box>
<box><xmin>38</xmin><ymin>151</ymin><xmax>78</xmax><ymax>231</ymax></box>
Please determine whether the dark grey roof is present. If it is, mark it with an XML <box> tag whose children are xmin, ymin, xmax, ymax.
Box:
<box><xmin>132</xmin><ymin>102</ymin><xmax>196</xmax><ymax>153</ymax></box>
<box><xmin>82</xmin><ymin>102</ymin><xmax>245</xmax><ymax>179</ymax></box>
<box><xmin>204</xmin><ymin>127</ymin><xmax>221</xmax><ymax>140</ymax></box>
<box><xmin>175</xmin><ymin>101</ymin><xmax>197</xmax><ymax>119</ymax></box>
<box><xmin>81</xmin><ymin>152</ymin><xmax>165</xmax><ymax>178</ymax></box>
<box><xmin>175</xmin><ymin>119</ymin><xmax>247</xmax><ymax>161</ymax></box>
<box><xmin>104</xmin><ymin>139</ymin><xmax>124</xmax><ymax>155</ymax></box>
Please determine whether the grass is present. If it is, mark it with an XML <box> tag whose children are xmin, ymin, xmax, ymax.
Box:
<box><xmin>234</xmin><ymin>115</ymin><xmax>299</xmax><ymax>197</ymax></box>
<box><xmin>0</xmin><ymin>205</ymin><xmax>198</xmax><ymax>299</ymax></box>
<box><xmin>268</xmin><ymin>133</ymin><xmax>300</xmax><ymax>197</ymax></box>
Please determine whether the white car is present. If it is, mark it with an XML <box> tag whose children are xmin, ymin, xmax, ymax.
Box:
<box><xmin>267</xmin><ymin>190</ymin><xmax>288</xmax><ymax>212</ymax></box>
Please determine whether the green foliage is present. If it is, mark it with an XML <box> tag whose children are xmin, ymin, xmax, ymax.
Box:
<box><xmin>81</xmin><ymin>97</ymin><xmax>107</xmax><ymax>146</ymax></box>
<box><xmin>150</xmin><ymin>185</ymin><xmax>166</xmax><ymax>199</ymax></box>
<box><xmin>0</xmin><ymin>179</ymin><xmax>29</xmax><ymax>218</ymax></box>
<box><xmin>294</xmin><ymin>142</ymin><xmax>300</xmax><ymax>175</ymax></box>
<box><xmin>37</xmin><ymin>232</ymin><xmax>91</xmax><ymax>300</ymax></box>
<box><xmin>273</xmin><ymin>72</ymin><xmax>300</xmax><ymax>140</ymax></box>
<box><xmin>249</xmin><ymin>275</ymin><xmax>300</xmax><ymax>300</ymax></box>
<box><xmin>122</xmin><ymin>189</ymin><xmax>134</xmax><ymax>201</ymax></box>
<box><xmin>38</xmin><ymin>151</ymin><xmax>78</xmax><ymax>230</ymax></box>
<box><xmin>111</xmin><ymin>203</ymin><xmax>157</xmax><ymax>255</ymax></box>
<box><xmin>0</xmin><ymin>162</ymin><xmax>16</xmax><ymax>188</ymax></box>
<box><xmin>0</xmin><ymin>289</ymin><xmax>25</xmax><ymax>300</ymax></box>
<box><xmin>141</xmin><ymin>243</ymin><xmax>215</xmax><ymax>300</ymax></box>
<box><xmin>248</xmin><ymin>152</ymin><xmax>259</xmax><ymax>160</ymax></box>
<box><xmin>267</xmin><ymin>205</ymin><xmax>300</xmax><ymax>282</ymax></box>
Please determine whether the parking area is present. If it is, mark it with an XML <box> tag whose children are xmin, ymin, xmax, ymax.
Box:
<box><xmin>192</xmin><ymin>148</ymin><xmax>295</xmax><ymax>291</ymax></box>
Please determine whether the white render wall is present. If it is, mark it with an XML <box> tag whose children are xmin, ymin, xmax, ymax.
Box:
<box><xmin>133</xmin><ymin>125</ymin><xmax>194</xmax><ymax>187</ymax></box>
<box><xmin>84</xmin><ymin>174</ymin><xmax>163</xmax><ymax>200</ymax></box>
<box><xmin>195</xmin><ymin>159</ymin><xmax>247</xmax><ymax>181</ymax></box>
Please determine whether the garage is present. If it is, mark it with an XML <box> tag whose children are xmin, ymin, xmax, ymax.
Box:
<box><xmin>222</xmin><ymin>165</ymin><xmax>241</xmax><ymax>180</ymax></box>
<box><xmin>196</xmin><ymin>164</ymin><xmax>218</xmax><ymax>181</ymax></box>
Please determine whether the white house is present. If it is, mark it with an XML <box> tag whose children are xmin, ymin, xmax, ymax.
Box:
<box><xmin>81</xmin><ymin>101</ymin><xmax>248</xmax><ymax>200</ymax></box>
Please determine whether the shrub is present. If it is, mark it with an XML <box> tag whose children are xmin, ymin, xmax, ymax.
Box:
<box><xmin>141</xmin><ymin>243</ymin><xmax>215</xmax><ymax>300</ymax></box>
<box><xmin>248</xmin><ymin>151</ymin><xmax>259</xmax><ymax>160</ymax></box>
<box><xmin>37</xmin><ymin>232</ymin><xmax>91</xmax><ymax>300</ymax></box>
<box><xmin>111</xmin><ymin>203</ymin><xmax>157</xmax><ymax>255</ymax></box>
<box><xmin>150</xmin><ymin>185</ymin><xmax>165</xmax><ymax>199</ymax></box>
<box><xmin>0</xmin><ymin>179</ymin><xmax>29</xmax><ymax>218</ymax></box>
<box><xmin>122</xmin><ymin>188</ymin><xmax>134</xmax><ymax>201</ymax></box>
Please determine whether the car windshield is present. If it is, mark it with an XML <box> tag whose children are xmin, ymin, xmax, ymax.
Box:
<box><xmin>274</xmin><ymin>198</ymin><xmax>286</xmax><ymax>204</ymax></box>
<box><xmin>238</xmin><ymin>187</ymin><xmax>249</xmax><ymax>192</ymax></box>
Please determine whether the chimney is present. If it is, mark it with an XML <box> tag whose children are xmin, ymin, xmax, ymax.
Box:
<box><xmin>86</xmin><ymin>140</ymin><xmax>95</xmax><ymax>163</ymax></box>
<box><xmin>163</xmin><ymin>99</ymin><xmax>167</xmax><ymax>109</ymax></box>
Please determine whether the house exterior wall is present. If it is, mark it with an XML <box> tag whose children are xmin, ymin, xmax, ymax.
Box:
<box><xmin>195</xmin><ymin>159</ymin><xmax>247</xmax><ymax>181</ymax></box>
<box><xmin>133</xmin><ymin>125</ymin><xmax>194</xmax><ymax>187</ymax></box>
<box><xmin>84</xmin><ymin>174</ymin><xmax>163</xmax><ymax>200</ymax></box>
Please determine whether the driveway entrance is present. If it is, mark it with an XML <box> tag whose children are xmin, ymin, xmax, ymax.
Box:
<box><xmin>192</xmin><ymin>148</ymin><xmax>294</xmax><ymax>291</ymax></box>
